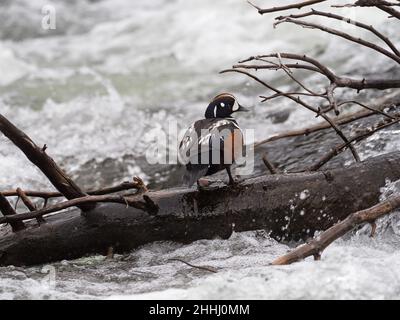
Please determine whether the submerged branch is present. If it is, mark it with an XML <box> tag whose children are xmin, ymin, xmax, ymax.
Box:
<box><xmin>168</xmin><ymin>258</ymin><xmax>218</xmax><ymax>273</ymax></box>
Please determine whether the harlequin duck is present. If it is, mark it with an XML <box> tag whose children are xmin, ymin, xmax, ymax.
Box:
<box><xmin>179</xmin><ymin>93</ymin><xmax>249</xmax><ymax>187</ymax></box>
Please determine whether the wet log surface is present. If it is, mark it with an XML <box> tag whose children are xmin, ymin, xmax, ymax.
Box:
<box><xmin>1</xmin><ymin>151</ymin><xmax>400</xmax><ymax>266</ymax></box>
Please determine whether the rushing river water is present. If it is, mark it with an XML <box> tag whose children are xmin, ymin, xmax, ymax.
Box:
<box><xmin>0</xmin><ymin>0</ymin><xmax>400</xmax><ymax>299</ymax></box>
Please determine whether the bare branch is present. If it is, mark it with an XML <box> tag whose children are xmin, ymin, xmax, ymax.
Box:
<box><xmin>260</xmin><ymin>92</ymin><xmax>322</xmax><ymax>102</ymax></box>
<box><xmin>0</xmin><ymin>114</ymin><xmax>94</xmax><ymax>211</ymax></box>
<box><xmin>0</xmin><ymin>193</ymin><xmax>25</xmax><ymax>232</ymax></box>
<box><xmin>248</xmin><ymin>0</ymin><xmax>327</xmax><ymax>14</ymax></box>
<box><xmin>309</xmin><ymin>115</ymin><xmax>400</xmax><ymax>171</ymax></box>
<box><xmin>332</xmin><ymin>0</ymin><xmax>400</xmax><ymax>8</ymax></box>
<box><xmin>332</xmin><ymin>1</ymin><xmax>400</xmax><ymax>19</ymax></box>
<box><xmin>276</xmin><ymin>9</ymin><xmax>400</xmax><ymax>56</ymax></box>
<box><xmin>244</xmin><ymin>53</ymin><xmax>337</xmax><ymax>81</ymax></box>
<box><xmin>327</xmin><ymin>83</ymin><xmax>339</xmax><ymax>115</ymax></box>
<box><xmin>274</xmin><ymin>17</ymin><xmax>400</xmax><ymax>64</ymax></box>
<box><xmin>0</xmin><ymin>191</ymin><xmax>158</xmax><ymax>225</ymax></box>
<box><xmin>271</xmin><ymin>192</ymin><xmax>400</xmax><ymax>265</ymax></box>
<box><xmin>2</xmin><ymin>178</ymin><xmax>144</xmax><ymax>199</ymax></box>
<box><xmin>16</xmin><ymin>188</ymin><xmax>46</xmax><ymax>224</ymax></box>
<box><xmin>377</xmin><ymin>4</ymin><xmax>400</xmax><ymax>19</ymax></box>
<box><xmin>255</xmin><ymin>100</ymin><xmax>397</xmax><ymax>148</ymax></box>
<box><xmin>338</xmin><ymin>100</ymin><xmax>396</xmax><ymax>120</ymax></box>
<box><xmin>221</xmin><ymin>68</ymin><xmax>361</xmax><ymax>162</ymax></box>
<box><xmin>233</xmin><ymin>62</ymin><xmax>324</xmax><ymax>74</ymax></box>
<box><xmin>336</xmin><ymin>78</ymin><xmax>400</xmax><ymax>91</ymax></box>
<box><xmin>276</xmin><ymin>53</ymin><xmax>326</xmax><ymax>96</ymax></box>
<box><xmin>237</xmin><ymin>54</ymin><xmax>400</xmax><ymax>91</ymax></box>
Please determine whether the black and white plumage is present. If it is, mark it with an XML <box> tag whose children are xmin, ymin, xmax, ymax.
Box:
<box><xmin>179</xmin><ymin>93</ymin><xmax>249</xmax><ymax>187</ymax></box>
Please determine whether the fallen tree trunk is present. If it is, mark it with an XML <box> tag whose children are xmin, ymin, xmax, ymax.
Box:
<box><xmin>1</xmin><ymin>151</ymin><xmax>400</xmax><ymax>266</ymax></box>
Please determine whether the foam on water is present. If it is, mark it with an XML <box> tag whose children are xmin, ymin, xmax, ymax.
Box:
<box><xmin>1</xmin><ymin>215</ymin><xmax>400</xmax><ymax>299</ymax></box>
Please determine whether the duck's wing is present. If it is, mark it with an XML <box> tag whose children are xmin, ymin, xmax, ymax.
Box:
<box><xmin>179</xmin><ymin>119</ymin><xmax>243</xmax><ymax>186</ymax></box>
<box><xmin>179</xmin><ymin>119</ymin><xmax>243</xmax><ymax>164</ymax></box>
<box><xmin>179</xmin><ymin>119</ymin><xmax>217</xmax><ymax>165</ymax></box>
<box><xmin>179</xmin><ymin>122</ymin><xmax>196</xmax><ymax>160</ymax></box>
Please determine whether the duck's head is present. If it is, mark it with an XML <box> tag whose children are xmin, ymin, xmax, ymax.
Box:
<box><xmin>204</xmin><ymin>93</ymin><xmax>249</xmax><ymax>119</ymax></box>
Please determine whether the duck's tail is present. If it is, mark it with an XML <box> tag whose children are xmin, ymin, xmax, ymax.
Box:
<box><xmin>183</xmin><ymin>165</ymin><xmax>209</xmax><ymax>187</ymax></box>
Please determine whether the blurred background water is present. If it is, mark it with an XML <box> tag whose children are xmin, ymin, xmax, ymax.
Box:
<box><xmin>0</xmin><ymin>0</ymin><xmax>400</xmax><ymax>299</ymax></box>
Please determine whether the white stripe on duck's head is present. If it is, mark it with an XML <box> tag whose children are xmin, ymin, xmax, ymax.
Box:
<box><xmin>205</xmin><ymin>93</ymin><xmax>249</xmax><ymax>119</ymax></box>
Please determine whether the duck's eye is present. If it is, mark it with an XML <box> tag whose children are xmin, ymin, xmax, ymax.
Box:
<box><xmin>220</xmin><ymin>103</ymin><xmax>225</xmax><ymax>108</ymax></box>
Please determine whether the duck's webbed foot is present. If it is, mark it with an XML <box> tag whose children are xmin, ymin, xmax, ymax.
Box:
<box><xmin>196</xmin><ymin>178</ymin><xmax>225</xmax><ymax>191</ymax></box>
<box><xmin>197</xmin><ymin>178</ymin><xmax>211</xmax><ymax>188</ymax></box>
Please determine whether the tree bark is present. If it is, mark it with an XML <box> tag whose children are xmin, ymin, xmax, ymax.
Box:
<box><xmin>0</xmin><ymin>194</ymin><xmax>26</xmax><ymax>232</ymax></box>
<box><xmin>1</xmin><ymin>151</ymin><xmax>399</xmax><ymax>266</ymax></box>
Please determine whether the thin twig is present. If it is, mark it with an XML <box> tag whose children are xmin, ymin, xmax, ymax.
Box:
<box><xmin>327</xmin><ymin>83</ymin><xmax>339</xmax><ymax>115</ymax></box>
<box><xmin>168</xmin><ymin>258</ymin><xmax>218</xmax><ymax>273</ymax></box>
<box><xmin>16</xmin><ymin>188</ymin><xmax>46</xmax><ymax>224</ymax></box>
<box><xmin>254</xmin><ymin>104</ymin><xmax>388</xmax><ymax>148</ymax></box>
<box><xmin>273</xmin><ymin>17</ymin><xmax>400</xmax><ymax>64</ymax></box>
<box><xmin>377</xmin><ymin>4</ymin><xmax>400</xmax><ymax>19</ymax></box>
<box><xmin>271</xmin><ymin>192</ymin><xmax>400</xmax><ymax>265</ymax></box>
<box><xmin>233</xmin><ymin>62</ymin><xmax>324</xmax><ymax>74</ymax></box>
<box><xmin>276</xmin><ymin>9</ymin><xmax>400</xmax><ymax>56</ymax></box>
<box><xmin>338</xmin><ymin>100</ymin><xmax>396</xmax><ymax>120</ymax></box>
<box><xmin>243</xmin><ymin>53</ymin><xmax>337</xmax><ymax>81</ymax></box>
<box><xmin>2</xmin><ymin>179</ymin><xmax>144</xmax><ymax>199</ymax></box>
<box><xmin>333</xmin><ymin>0</ymin><xmax>400</xmax><ymax>7</ymax></box>
<box><xmin>248</xmin><ymin>0</ymin><xmax>327</xmax><ymax>14</ymax></box>
<box><xmin>0</xmin><ymin>191</ymin><xmax>154</xmax><ymax>225</ymax></box>
<box><xmin>276</xmin><ymin>53</ymin><xmax>326</xmax><ymax>96</ymax></box>
<box><xmin>309</xmin><ymin>115</ymin><xmax>400</xmax><ymax>171</ymax></box>
<box><xmin>332</xmin><ymin>0</ymin><xmax>400</xmax><ymax>20</ymax></box>
<box><xmin>0</xmin><ymin>193</ymin><xmax>26</xmax><ymax>232</ymax></box>
<box><xmin>237</xmin><ymin>54</ymin><xmax>400</xmax><ymax>90</ymax></box>
<box><xmin>260</xmin><ymin>91</ymin><xmax>323</xmax><ymax>102</ymax></box>
<box><xmin>221</xmin><ymin>68</ymin><xmax>361</xmax><ymax>163</ymax></box>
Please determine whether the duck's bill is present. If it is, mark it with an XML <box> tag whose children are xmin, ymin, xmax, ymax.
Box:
<box><xmin>237</xmin><ymin>104</ymin><xmax>250</xmax><ymax>112</ymax></box>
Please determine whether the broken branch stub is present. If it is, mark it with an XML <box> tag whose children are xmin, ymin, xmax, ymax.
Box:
<box><xmin>0</xmin><ymin>193</ymin><xmax>26</xmax><ymax>232</ymax></box>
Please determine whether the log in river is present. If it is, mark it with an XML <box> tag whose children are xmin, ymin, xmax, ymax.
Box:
<box><xmin>1</xmin><ymin>151</ymin><xmax>399</xmax><ymax>266</ymax></box>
